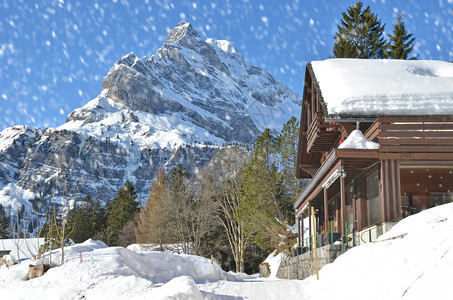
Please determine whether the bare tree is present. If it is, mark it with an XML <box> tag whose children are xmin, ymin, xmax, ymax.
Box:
<box><xmin>189</xmin><ymin>175</ymin><xmax>218</xmax><ymax>256</ymax></box>
<box><xmin>10</xmin><ymin>210</ymin><xmax>24</xmax><ymax>262</ymax></box>
<box><xmin>24</xmin><ymin>214</ymin><xmax>46</xmax><ymax>261</ymax></box>
<box><xmin>43</xmin><ymin>170</ymin><xmax>75</xmax><ymax>266</ymax></box>
<box><xmin>136</xmin><ymin>166</ymin><xmax>218</xmax><ymax>256</ymax></box>
<box><xmin>207</xmin><ymin>147</ymin><xmax>250</xmax><ymax>273</ymax></box>
<box><xmin>44</xmin><ymin>205</ymin><xmax>74</xmax><ymax>265</ymax></box>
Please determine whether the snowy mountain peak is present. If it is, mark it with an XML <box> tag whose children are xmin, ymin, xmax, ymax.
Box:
<box><xmin>207</xmin><ymin>39</ymin><xmax>239</xmax><ymax>54</ymax></box>
<box><xmin>166</xmin><ymin>21</ymin><xmax>202</xmax><ymax>44</ymax></box>
<box><xmin>115</xmin><ymin>52</ymin><xmax>139</xmax><ymax>68</ymax></box>
<box><xmin>98</xmin><ymin>21</ymin><xmax>301</xmax><ymax>144</ymax></box>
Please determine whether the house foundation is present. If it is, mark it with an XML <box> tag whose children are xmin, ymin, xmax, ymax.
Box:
<box><xmin>276</xmin><ymin>244</ymin><xmax>342</xmax><ymax>280</ymax></box>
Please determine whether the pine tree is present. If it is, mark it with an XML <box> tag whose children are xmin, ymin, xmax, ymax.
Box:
<box><xmin>277</xmin><ymin>117</ymin><xmax>301</xmax><ymax>223</ymax></box>
<box><xmin>66</xmin><ymin>195</ymin><xmax>107</xmax><ymax>243</ymax></box>
<box><xmin>237</xmin><ymin>129</ymin><xmax>283</xmax><ymax>251</ymax></box>
<box><xmin>386</xmin><ymin>13</ymin><xmax>416</xmax><ymax>59</ymax></box>
<box><xmin>105</xmin><ymin>181</ymin><xmax>140</xmax><ymax>246</ymax></box>
<box><xmin>333</xmin><ymin>1</ymin><xmax>386</xmax><ymax>59</ymax></box>
<box><xmin>41</xmin><ymin>206</ymin><xmax>60</xmax><ymax>250</ymax></box>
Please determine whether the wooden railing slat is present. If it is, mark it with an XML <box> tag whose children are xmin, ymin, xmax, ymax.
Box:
<box><xmin>378</xmin><ymin>138</ymin><xmax>453</xmax><ymax>145</ymax></box>
<box><xmin>380</xmin><ymin>145</ymin><xmax>453</xmax><ymax>152</ymax></box>
<box><xmin>364</xmin><ymin>120</ymin><xmax>379</xmax><ymax>140</ymax></box>
<box><xmin>379</xmin><ymin>131</ymin><xmax>453</xmax><ymax>138</ymax></box>
<box><xmin>378</xmin><ymin>115</ymin><xmax>453</xmax><ymax>123</ymax></box>
<box><xmin>379</xmin><ymin>123</ymin><xmax>453</xmax><ymax>130</ymax></box>
<box><xmin>380</xmin><ymin>153</ymin><xmax>453</xmax><ymax>160</ymax></box>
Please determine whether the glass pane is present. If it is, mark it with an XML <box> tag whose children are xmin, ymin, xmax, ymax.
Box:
<box><xmin>367</xmin><ymin>171</ymin><xmax>380</xmax><ymax>225</ymax></box>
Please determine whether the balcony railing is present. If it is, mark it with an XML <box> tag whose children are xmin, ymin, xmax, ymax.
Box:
<box><xmin>307</xmin><ymin>112</ymin><xmax>341</xmax><ymax>152</ymax></box>
<box><xmin>377</xmin><ymin>115</ymin><xmax>453</xmax><ymax>160</ymax></box>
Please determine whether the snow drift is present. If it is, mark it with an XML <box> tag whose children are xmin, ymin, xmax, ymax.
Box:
<box><xmin>302</xmin><ymin>202</ymin><xmax>453</xmax><ymax>300</ymax></box>
<box><xmin>0</xmin><ymin>239</ymin><xmax>228</xmax><ymax>299</ymax></box>
<box><xmin>2</xmin><ymin>203</ymin><xmax>453</xmax><ymax>299</ymax></box>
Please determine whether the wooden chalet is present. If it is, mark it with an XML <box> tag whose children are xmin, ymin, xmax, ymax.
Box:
<box><xmin>295</xmin><ymin>59</ymin><xmax>453</xmax><ymax>247</ymax></box>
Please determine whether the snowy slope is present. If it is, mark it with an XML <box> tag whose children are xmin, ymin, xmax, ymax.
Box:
<box><xmin>302</xmin><ymin>202</ymin><xmax>453</xmax><ymax>300</ymax></box>
<box><xmin>58</xmin><ymin>90</ymin><xmax>226</xmax><ymax>150</ymax></box>
<box><xmin>0</xmin><ymin>239</ymin><xmax>235</xmax><ymax>299</ymax></box>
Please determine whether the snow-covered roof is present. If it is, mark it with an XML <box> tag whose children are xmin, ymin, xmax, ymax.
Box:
<box><xmin>311</xmin><ymin>59</ymin><xmax>453</xmax><ymax>116</ymax></box>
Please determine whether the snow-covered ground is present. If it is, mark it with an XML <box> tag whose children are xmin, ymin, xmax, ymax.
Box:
<box><xmin>302</xmin><ymin>202</ymin><xmax>453</xmax><ymax>300</ymax></box>
<box><xmin>1</xmin><ymin>203</ymin><xmax>453</xmax><ymax>299</ymax></box>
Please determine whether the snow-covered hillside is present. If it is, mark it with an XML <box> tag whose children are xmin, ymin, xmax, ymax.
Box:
<box><xmin>1</xmin><ymin>203</ymin><xmax>452</xmax><ymax>299</ymax></box>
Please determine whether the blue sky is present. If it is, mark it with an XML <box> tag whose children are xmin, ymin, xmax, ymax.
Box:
<box><xmin>1</xmin><ymin>0</ymin><xmax>453</xmax><ymax>131</ymax></box>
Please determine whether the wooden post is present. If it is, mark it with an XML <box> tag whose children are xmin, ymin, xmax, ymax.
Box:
<box><xmin>380</xmin><ymin>159</ymin><xmax>402</xmax><ymax>222</ymax></box>
<box><xmin>311</xmin><ymin>206</ymin><xmax>319</xmax><ymax>280</ymax></box>
<box><xmin>394</xmin><ymin>160</ymin><xmax>402</xmax><ymax>219</ymax></box>
<box><xmin>323</xmin><ymin>188</ymin><xmax>329</xmax><ymax>229</ymax></box>
<box><xmin>335</xmin><ymin>198</ymin><xmax>340</xmax><ymax>232</ymax></box>
<box><xmin>297</xmin><ymin>215</ymin><xmax>301</xmax><ymax>249</ymax></box>
<box><xmin>379</xmin><ymin>165</ymin><xmax>386</xmax><ymax>224</ymax></box>
<box><xmin>356</xmin><ymin>187</ymin><xmax>362</xmax><ymax>232</ymax></box>
<box><xmin>308</xmin><ymin>200</ymin><xmax>312</xmax><ymax>249</ymax></box>
<box><xmin>340</xmin><ymin>173</ymin><xmax>346</xmax><ymax>236</ymax></box>
<box><xmin>382</xmin><ymin>160</ymin><xmax>390</xmax><ymax>222</ymax></box>
<box><xmin>301</xmin><ymin>213</ymin><xmax>305</xmax><ymax>249</ymax></box>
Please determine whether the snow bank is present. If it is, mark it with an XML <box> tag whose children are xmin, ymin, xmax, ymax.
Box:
<box><xmin>303</xmin><ymin>202</ymin><xmax>453</xmax><ymax>300</ymax></box>
<box><xmin>312</xmin><ymin>59</ymin><xmax>453</xmax><ymax>116</ymax></box>
<box><xmin>338</xmin><ymin>130</ymin><xmax>379</xmax><ymax>150</ymax></box>
<box><xmin>138</xmin><ymin>276</ymin><xmax>203</xmax><ymax>300</ymax></box>
<box><xmin>0</xmin><ymin>239</ymin><xmax>227</xmax><ymax>299</ymax></box>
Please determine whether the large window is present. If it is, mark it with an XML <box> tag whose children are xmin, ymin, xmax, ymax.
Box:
<box><xmin>400</xmin><ymin>165</ymin><xmax>453</xmax><ymax>215</ymax></box>
<box><xmin>366</xmin><ymin>170</ymin><xmax>381</xmax><ymax>225</ymax></box>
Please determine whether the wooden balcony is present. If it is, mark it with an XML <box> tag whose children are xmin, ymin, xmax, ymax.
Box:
<box><xmin>378</xmin><ymin>115</ymin><xmax>453</xmax><ymax>160</ymax></box>
<box><xmin>307</xmin><ymin>112</ymin><xmax>341</xmax><ymax>152</ymax></box>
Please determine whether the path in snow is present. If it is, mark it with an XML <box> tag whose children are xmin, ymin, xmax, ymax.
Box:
<box><xmin>199</xmin><ymin>278</ymin><xmax>310</xmax><ymax>299</ymax></box>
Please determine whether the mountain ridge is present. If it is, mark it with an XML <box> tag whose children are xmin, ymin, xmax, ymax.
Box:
<box><xmin>0</xmin><ymin>21</ymin><xmax>301</xmax><ymax>233</ymax></box>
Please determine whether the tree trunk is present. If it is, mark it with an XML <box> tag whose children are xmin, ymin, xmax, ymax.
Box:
<box><xmin>60</xmin><ymin>223</ymin><xmax>65</xmax><ymax>265</ymax></box>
